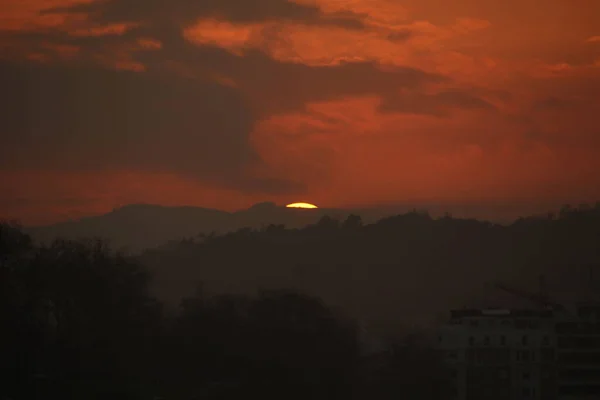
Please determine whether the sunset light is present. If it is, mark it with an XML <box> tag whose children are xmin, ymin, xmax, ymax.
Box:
<box><xmin>286</xmin><ymin>202</ymin><xmax>318</xmax><ymax>209</ymax></box>
<box><xmin>1</xmin><ymin>0</ymin><xmax>599</xmax><ymax>226</ymax></box>
<box><xmin>2</xmin><ymin>0</ymin><xmax>600</xmax><ymax>397</ymax></box>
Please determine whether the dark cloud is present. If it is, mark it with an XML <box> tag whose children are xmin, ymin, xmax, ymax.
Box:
<box><xmin>131</xmin><ymin>38</ymin><xmax>447</xmax><ymax>115</ymax></box>
<box><xmin>314</xmin><ymin>11</ymin><xmax>368</xmax><ymax>30</ymax></box>
<box><xmin>0</xmin><ymin>60</ymin><xmax>303</xmax><ymax>194</ymax></box>
<box><xmin>387</xmin><ymin>30</ymin><xmax>414</xmax><ymax>42</ymax></box>
<box><xmin>378</xmin><ymin>88</ymin><xmax>496</xmax><ymax>116</ymax></box>
<box><xmin>234</xmin><ymin>53</ymin><xmax>446</xmax><ymax>115</ymax></box>
<box><xmin>1</xmin><ymin>25</ymin><xmax>447</xmax><ymax>115</ymax></box>
<box><xmin>0</xmin><ymin>0</ymin><xmax>456</xmax><ymax>196</ymax></box>
<box><xmin>532</xmin><ymin>96</ymin><xmax>576</xmax><ymax>112</ymax></box>
<box><xmin>1</xmin><ymin>0</ymin><xmax>446</xmax><ymax>117</ymax></box>
<box><xmin>1</xmin><ymin>0</ymin><xmax>445</xmax><ymax>116</ymax></box>
<box><xmin>43</xmin><ymin>0</ymin><xmax>366</xmax><ymax>29</ymax></box>
<box><xmin>0</xmin><ymin>14</ymin><xmax>449</xmax><ymax>196</ymax></box>
<box><xmin>435</xmin><ymin>90</ymin><xmax>497</xmax><ymax>110</ymax></box>
<box><xmin>0</xmin><ymin>197</ymin><xmax>97</xmax><ymax>208</ymax></box>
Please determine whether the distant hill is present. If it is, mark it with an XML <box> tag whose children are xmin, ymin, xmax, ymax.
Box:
<box><xmin>25</xmin><ymin>202</ymin><xmax>363</xmax><ymax>252</ymax></box>
<box><xmin>26</xmin><ymin>204</ymin><xmax>229</xmax><ymax>252</ymax></box>
<box><xmin>21</xmin><ymin>202</ymin><xmax>600</xmax><ymax>329</ymax></box>
<box><xmin>136</xmin><ymin>204</ymin><xmax>600</xmax><ymax>329</ymax></box>
<box><xmin>24</xmin><ymin>201</ymin><xmax>560</xmax><ymax>252</ymax></box>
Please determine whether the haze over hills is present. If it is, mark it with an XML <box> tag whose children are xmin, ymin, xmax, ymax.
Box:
<box><xmin>23</xmin><ymin>201</ymin><xmax>566</xmax><ymax>253</ymax></box>
<box><xmin>25</xmin><ymin>202</ymin><xmax>352</xmax><ymax>252</ymax></box>
<box><xmin>9</xmin><ymin>201</ymin><xmax>600</xmax><ymax>357</ymax></box>
<box><xmin>136</xmin><ymin>203</ymin><xmax>600</xmax><ymax>332</ymax></box>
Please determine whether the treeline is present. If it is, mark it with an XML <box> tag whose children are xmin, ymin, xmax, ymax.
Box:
<box><xmin>141</xmin><ymin>204</ymin><xmax>600</xmax><ymax>330</ymax></box>
<box><xmin>0</xmin><ymin>223</ymin><xmax>451</xmax><ymax>400</ymax></box>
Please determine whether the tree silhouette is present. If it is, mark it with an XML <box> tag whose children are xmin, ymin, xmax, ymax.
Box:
<box><xmin>1</xmin><ymin>226</ymin><xmax>161</xmax><ymax>399</ymax></box>
<box><xmin>342</xmin><ymin>214</ymin><xmax>363</xmax><ymax>230</ymax></box>
<box><xmin>3</xmin><ymin>202</ymin><xmax>600</xmax><ymax>399</ymax></box>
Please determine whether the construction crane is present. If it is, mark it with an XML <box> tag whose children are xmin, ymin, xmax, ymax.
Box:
<box><xmin>492</xmin><ymin>276</ymin><xmax>566</xmax><ymax>312</ymax></box>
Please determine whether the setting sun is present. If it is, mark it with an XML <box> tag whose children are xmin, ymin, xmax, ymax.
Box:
<box><xmin>286</xmin><ymin>202</ymin><xmax>318</xmax><ymax>209</ymax></box>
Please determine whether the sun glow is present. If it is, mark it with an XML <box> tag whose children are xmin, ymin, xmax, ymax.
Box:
<box><xmin>286</xmin><ymin>202</ymin><xmax>318</xmax><ymax>209</ymax></box>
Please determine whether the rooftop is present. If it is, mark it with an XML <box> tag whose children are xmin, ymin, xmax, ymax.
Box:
<box><xmin>450</xmin><ymin>308</ymin><xmax>555</xmax><ymax>319</ymax></box>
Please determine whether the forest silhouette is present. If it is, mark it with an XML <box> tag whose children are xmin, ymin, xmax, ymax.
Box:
<box><xmin>2</xmin><ymin>203</ymin><xmax>600</xmax><ymax>399</ymax></box>
<box><xmin>142</xmin><ymin>204</ymin><xmax>600</xmax><ymax>330</ymax></box>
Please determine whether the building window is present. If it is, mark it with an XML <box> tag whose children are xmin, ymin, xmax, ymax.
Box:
<box><xmin>529</xmin><ymin>320</ymin><xmax>540</xmax><ymax>329</ymax></box>
<box><xmin>484</xmin><ymin>336</ymin><xmax>490</xmax><ymax>345</ymax></box>
<box><xmin>470</xmin><ymin>320</ymin><xmax>479</xmax><ymax>327</ymax></box>
<box><xmin>523</xmin><ymin>372</ymin><xmax>530</xmax><ymax>380</ymax></box>
<box><xmin>469</xmin><ymin>336</ymin><xmax>475</xmax><ymax>346</ymax></box>
<box><xmin>523</xmin><ymin>387</ymin><xmax>530</xmax><ymax>397</ymax></box>
<box><xmin>542</xmin><ymin>335</ymin><xmax>549</xmax><ymax>346</ymax></box>
<box><xmin>542</xmin><ymin>371</ymin><xmax>550</xmax><ymax>379</ymax></box>
<box><xmin>467</xmin><ymin>350</ymin><xmax>476</xmax><ymax>363</ymax></box>
<box><xmin>541</xmin><ymin>349</ymin><xmax>554</xmax><ymax>362</ymax></box>
<box><xmin>522</xmin><ymin>335</ymin><xmax>528</xmax><ymax>346</ymax></box>
<box><xmin>500</xmin><ymin>335</ymin><xmax>506</xmax><ymax>345</ymax></box>
<box><xmin>516</xmin><ymin>319</ymin><xmax>528</xmax><ymax>329</ymax></box>
<box><xmin>517</xmin><ymin>350</ymin><xmax>531</xmax><ymax>362</ymax></box>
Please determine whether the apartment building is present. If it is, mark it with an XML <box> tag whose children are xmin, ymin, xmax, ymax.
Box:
<box><xmin>556</xmin><ymin>302</ymin><xmax>600</xmax><ymax>400</ymax></box>
<box><xmin>437</xmin><ymin>308</ymin><xmax>557</xmax><ymax>400</ymax></box>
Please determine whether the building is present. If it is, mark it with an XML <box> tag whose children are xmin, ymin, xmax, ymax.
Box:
<box><xmin>556</xmin><ymin>302</ymin><xmax>600</xmax><ymax>400</ymax></box>
<box><xmin>437</xmin><ymin>308</ymin><xmax>557</xmax><ymax>400</ymax></box>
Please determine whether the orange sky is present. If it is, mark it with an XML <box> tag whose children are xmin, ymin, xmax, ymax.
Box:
<box><xmin>1</xmin><ymin>0</ymin><xmax>600</xmax><ymax>225</ymax></box>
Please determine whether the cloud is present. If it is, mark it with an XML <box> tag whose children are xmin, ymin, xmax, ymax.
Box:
<box><xmin>129</xmin><ymin>34</ymin><xmax>446</xmax><ymax>115</ymax></box>
<box><xmin>251</xmin><ymin>95</ymin><xmax>586</xmax><ymax>206</ymax></box>
<box><xmin>2</xmin><ymin>1</ymin><xmax>446</xmax><ymax>103</ymax></box>
<box><xmin>2</xmin><ymin>0</ymin><xmax>600</xmax><ymax>226</ymax></box>
<box><xmin>0</xmin><ymin>2</ymin><xmax>453</xmax><ymax>199</ymax></box>
<box><xmin>0</xmin><ymin>169</ymin><xmax>278</xmax><ymax>224</ymax></box>
<box><xmin>386</xmin><ymin>30</ymin><xmax>413</xmax><ymax>42</ymax></box>
<box><xmin>296</xmin><ymin>0</ymin><xmax>410</xmax><ymax>29</ymax></box>
<box><xmin>42</xmin><ymin>0</ymin><xmax>366</xmax><ymax>29</ymax></box>
<box><xmin>378</xmin><ymin>89</ymin><xmax>497</xmax><ymax>116</ymax></box>
<box><xmin>0</xmin><ymin>60</ymin><xmax>304</xmax><ymax>194</ymax></box>
<box><xmin>0</xmin><ymin>0</ymin><xmax>93</xmax><ymax>32</ymax></box>
<box><xmin>224</xmin><ymin>50</ymin><xmax>446</xmax><ymax>114</ymax></box>
<box><xmin>69</xmin><ymin>22</ymin><xmax>139</xmax><ymax>37</ymax></box>
<box><xmin>531</xmin><ymin>96</ymin><xmax>577</xmax><ymax>112</ymax></box>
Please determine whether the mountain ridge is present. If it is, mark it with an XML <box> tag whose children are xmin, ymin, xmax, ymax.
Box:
<box><xmin>23</xmin><ymin>201</ymin><xmax>565</xmax><ymax>253</ymax></box>
<box><xmin>25</xmin><ymin>202</ymin><xmax>354</xmax><ymax>252</ymax></box>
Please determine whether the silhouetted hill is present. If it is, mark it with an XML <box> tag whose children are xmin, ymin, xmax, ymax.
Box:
<box><xmin>24</xmin><ymin>201</ymin><xmax>404</xmax><ymax>252</ymax></box>
<box><xmin>26</xmin><ymin>204</ymin><xmax>231</xmax><ymax>252</ymax></box>
<box><xmin>3</xmin><ymin>205</ymin><xmax>599</xmax><ymax>399</ymax></box>
<box><xmin>25</xmin><ymin>202</ymin><xmax>358</xmax><ymax>252</ymax></box>
<box><xmin>24</xmin><ymin>201</ymin><xmax>564</xmax><ymax>252</ymax></box>
<box><xmin>139</xmin><ymin>204</ymin><xmax>600</xmax><ymax>330</ymax></box>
